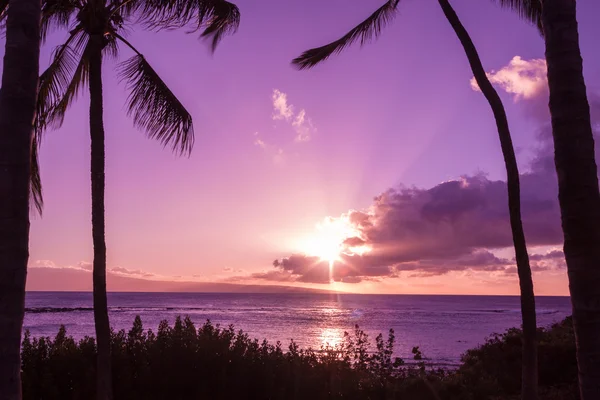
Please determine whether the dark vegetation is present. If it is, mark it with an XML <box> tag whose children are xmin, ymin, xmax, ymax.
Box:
<box><xmin>21</xmin><ymin>316</ymin><xmax>577</xmax><ymax>400</ymax></box>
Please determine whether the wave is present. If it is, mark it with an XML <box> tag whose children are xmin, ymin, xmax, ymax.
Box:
<box><xmin>466</xmin><ymin>309</ymin><xmax>559</xmax><ymax>315</ymax></box>
<box><xmin>25</xmin><ymin>306</ymin><xmax>294</xmax><ymax>314</ymax></box>
<box><xmin>25</xmin><ymin>307</ymin><xmax>94</xmax><ymax>313</ymax></box>
<box><xmin>25</xmin><ymin>306</ymin><xmax>561</xmax><ymax>316</ymax></box>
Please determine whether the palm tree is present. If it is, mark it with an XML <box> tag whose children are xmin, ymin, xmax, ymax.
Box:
<box><xmin>35</xmin><ymin>1</ymin><xmax>239</xmax><ymax>398</ymax></box>
<box><xmin>292</xmin><ymin>1</ymin><xmax>538</xmax><ymax>399</ymax></box>
<box><xmin>0</xmin><ymin>0</ymin><xmax>42</xmax><ymax>398</ymax></box>
<box><xmin>496</xmin><ymin>1</ymin><xmax>600</xmax><ymax>398</ymax></box>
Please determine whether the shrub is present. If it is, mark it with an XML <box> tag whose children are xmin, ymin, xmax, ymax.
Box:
<box><xmin>21</xmin><ymin>316</ymin><xmax>578</xmax><ymax>400</ymax></box>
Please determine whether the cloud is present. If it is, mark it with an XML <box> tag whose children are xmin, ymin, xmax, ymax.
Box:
<box><xmin>272</xmin><ymin>89</ymin><xmax>294</xmax><ymax>120</ymax></box>
<box><xmin>223</xmin><ymin>267</ymin><xmax>245</xmax><ymax>274</ymax></box>
<box><xmin>527</xmin><ymin>249</ymin><xmax>566</xmax><ymax>272</ymax></box>
<box><xmin>248</xmin><ymin>57</ymin><xmax>600</xmax><ymax>285</ymax></box>
<box><xmin>270</xmin><ymin>89</ymin><xmax>316</xmax><ymax>142</ymax></box>
<box><xmin>32</xmin><ymin>260</ymin><xmax>93</xmax><ymax>272</ymax></box>
<box><xmin>529</xmin><ymin>249</ymin><xmax>564</xmax><ymax>261</ymax></box>
<box><xmin>77</xmin><ymin>261</ymin><xmax>93</xmax><ymax>271</ymax></box>
<box><xmin>292</xmin><ymin>109</ymin><xmax>316</xmax><ymax>142</ymax></box>
<box><xmin>253</xmin><ymin>133</ymin><xmax>285</xmax><ymax>164</ymax></box>
<box><xmin>259</xmin><ymin>249</ymin><xmax>517</xmax><ymax>284</ymax></box>
<box><xmin>470</xmin><ymin>56</ymin><xmax>548</xmax><ymax>100</ymax></box>
<box><xmin>254</xmin><ymin>138</ymin><xmax>266</xmax><ymax>149</ymax></box>
<box><xmin>29</xmin><ymin>260</ymin><xmax>155</xmax><ymax>278</ymax></box>
<box><xmin>265</xmin><ymin>163</ymin><xmax>563</xmax><ymax>283</ymax></box>
<box><xmin>109</xmin><ymin>266</ymin><xmax>154</xmax><ymax>277</ymax></box>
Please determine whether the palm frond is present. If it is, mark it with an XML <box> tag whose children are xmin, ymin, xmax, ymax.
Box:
<box><xmin>104</xmin><ymin>35</ymin><xmax>120</xmax><ymax>59</ymax></box>
<box><xmin>44</xmin><ymin>41</ymin><xmax>91</xmax><ymax>129</ymax></box>
<box><xmin>493</xmin><ymin>0</ymin><xmax>543</xmax><ymax>35</ymax></box>
<box><xmin>292</xmin><ymin>0</ymin><xmax>400</xmax><ymax>70</ymax></box>
<box><xmin>41</xmin><ymin>0</ymin><xmax>79</xmax><ymax>41</ymax></box>
<box><xmin>36</xmin><ymin>39</ymin><xmax>81</xmax><ymax>132</ymax></box>
<box><xmin>109</xmin><ymin>0</ymin><xmax>142</xmax><ymax>20</ymax></box>
<box><xmin>118</xmin><ymin>53</ymin><xmax>194</xmax><ymax>155</ymax></box>
<box><xmin>0</xmin><ymin>0</ymin><xmax>8</xmax><ymax>21</ymax></box>
<box><xmin>200</xmin><ymin>0</ymin><xmax>240</xmax><ymax>52</ymax></box>
<box><xmin>140</xmin><ymin>0</ymin><xmax>240</xmax><ymax>51</ymax></box>
<box><xmin>0</xmin><ymin>0</ymin><xmax>9</xmax><ymax>33</ymax></box>
<box><xmin>30</xmin><ymin>135</ymin><xmax>43</xmax><ymax>215</ymax></box>
<box><xmin>35</xmin><ymin>28</ymin><xmax>87</xmax><ymax>134</ymax></box>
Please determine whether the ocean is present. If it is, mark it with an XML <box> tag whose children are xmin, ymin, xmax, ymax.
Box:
<box><xmin>24</xmin><ymin>292</ymin><xmax>571</xmax><ymax>367</ymax></box>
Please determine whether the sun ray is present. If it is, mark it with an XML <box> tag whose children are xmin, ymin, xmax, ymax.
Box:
<box><xmin>294</xmin><ymin>216</ymin><xmax>372</xmax><ymax>283</ymax></box>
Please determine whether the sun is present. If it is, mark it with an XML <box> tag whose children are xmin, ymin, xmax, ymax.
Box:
<box><xmin>299</xmin><ymin>217</ymin><xmax>356</xmax><ymax>265</ymax></box>
<box><xmin>293</xmin><ymin>217</ymin><xmax>372</xmax><ymax>279</ymax></box>
<box><xmin>304</xmin><ymin>234</ymin><xmax>343</xmax><ymax>264</ymax></box>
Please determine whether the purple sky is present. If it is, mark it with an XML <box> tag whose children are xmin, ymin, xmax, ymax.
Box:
<box><xmin>8</xmin><ymin>0</ymin><xmax>600</xmax><ymax>294</ymax></box>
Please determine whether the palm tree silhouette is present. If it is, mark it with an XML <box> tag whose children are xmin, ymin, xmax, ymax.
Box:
<box><xmin>497</xmin><ymin>1</ymin><xmax>600</xmax><ymax>398</ymax></box>
<box><xmin>292</xmin><ymin>1</ymin><xmax>538</xmax><ymax>399</ymax></box>
<box><xmin>0</xmin><ymin>0</ymin><xmax>42</xmax><ymax>397</ymax></box>
<box><xmin>34</xmin><ymin>1</ymin><xmax>240</xmax><ymax>398</ymax></box>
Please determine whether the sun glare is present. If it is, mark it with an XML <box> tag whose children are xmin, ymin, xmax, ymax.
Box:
<box><xmin>304</xmin><ymin>234</ymin><xmax>342</xmax><ymax>264</ymax></box>
<box><xmin>298</xmin><ymin>217</ymin><xmax>369</xmax><ymax>265</ymax></box>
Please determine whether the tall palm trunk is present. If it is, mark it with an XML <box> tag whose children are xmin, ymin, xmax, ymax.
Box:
<box><xmin>542</xmin><ymin>1</ymin><xmax>600</xmax><ymax>398</ymax></box>
<box><xmin>89</xmin><ymin>35</ymin><xmax>113</xmax><ymax>400</ymax></box>
<box><xmin>0</xmin><ymin>0</ymin><xmax>41</xmax><ymax>399</ymax></box>
<box><xmin>438</xmin><ymin>0</ymin><xmax>538</xmax><ymax>398</ymax></box>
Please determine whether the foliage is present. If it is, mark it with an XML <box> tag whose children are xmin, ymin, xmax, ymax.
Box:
<box><xmin>21</xmin><ymin>316</ymin><xmax>578</xmax><ymax>400</ymax></box>
<box><xmin>455</xmin><ymin>316</ymin><xmax>578</xmax><ymax>400</ymax></box>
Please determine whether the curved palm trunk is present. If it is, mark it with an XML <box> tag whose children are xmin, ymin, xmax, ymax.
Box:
<box><xmin>437</xmin><ymin>1</ymin><xmax>538</xmax><ymax>399</ymax></box>
<box><xmin>542</xmin><ymin>1</ymin><xmax>600</xmax><ymax>398</ymax></box>
<box><xmin>89</xmin><ymin>36</ymin><xmax>113</xmax><ymax>400</ymax></box>
<box><xmin>0</xmin><ymin>0</ymin><xmax>41</xmax><ymax>399</ymax></box>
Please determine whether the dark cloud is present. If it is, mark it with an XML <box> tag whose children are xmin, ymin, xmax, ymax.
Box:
<box><xmin>250</xmin><ymin>269</ymin><xmax>296</xmax><ymax>282</ymax></box>
<box><xmin>252</xmin><ymin>61</ymin><xmax>598</xmax><ymax>285</ymax></box>
<box><xmin>260</xmin><ymin>250</ymin><xmax>514</xmax><ymax>284</ymax></box>
<box><xmin>350</xmin><ymin>173</ymin><xmax>561</xmax><ymax>257</ymax></box>
<box><xmin>529</xmin><ymin>250</ymin><xmax>564</xmax><ymax>261</ymax></box>
<box><xmin>272</xmin><ymin>256</ymin><xmax>330</xmax><ymax>283</ymax></box>
<box><xmin>260</xmin><ymin>147</ymin><xmax>580</xmax><ymax>283</ymax></box>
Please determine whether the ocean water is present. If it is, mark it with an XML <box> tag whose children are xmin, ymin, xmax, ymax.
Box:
<box><xmin>24</xmin><ymin>292</ymin><xmax>571</xmax><ymax>367</ymax></box>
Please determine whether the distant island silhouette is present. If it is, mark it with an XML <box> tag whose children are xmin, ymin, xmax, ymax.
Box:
<box><xmin>26</xmin><ymin>266</ymin><xmax>337</xmax><ymax>294</ymax></box>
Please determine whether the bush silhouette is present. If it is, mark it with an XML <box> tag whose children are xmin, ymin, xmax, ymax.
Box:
<box><xmin>21</xmin><ymin>316</ymin><xmax>578</xmax><ymax>400</ymax></box>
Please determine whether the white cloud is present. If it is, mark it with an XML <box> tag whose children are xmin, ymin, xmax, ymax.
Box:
<box><xmin>293</xmin><ymin>109</ymin><xmax>316</xmax><ymax>142</ymax></box>
<box><xmin>272</xmin><ymin>89</ymin><xmax>294</xmax><ymax>120</ymax></box>
<box><xmin>253</xmin><ymin>133</ymin><xmax>285</xmax><ymax>165</ymax></box>
<box><xmin>271</xmin><ymin>89</ymin><xmax>316</xmax><ymax>142</ymax></box>
<box><xmin>471</xmin><ymin>56</ymin><xmax>547</xmax><ymax>100</ymax></box>
<box><xmin>254</xmin><ymin>138</ymin><xmax>266</xmax><ymax>149</ymax></box>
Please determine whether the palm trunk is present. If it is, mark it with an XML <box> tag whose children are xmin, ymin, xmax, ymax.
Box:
<box><xmin>0</xmin><ymin>0</ymin><xmax>41</xmax><ymax>399</ymax></box>
<box><xmin>437</xmin><ymin>1</ymin><xmax>538</xmax><ymax>399</ymax></box>
<box><xmin>89</xmin><ymin>35</ymin><xmax>113</xmax><ymax>400</ymax></box>
<box><xmin>542</xmin><ymin>1</ymin><xmax>600</xmax><ymax>398</ymax></box>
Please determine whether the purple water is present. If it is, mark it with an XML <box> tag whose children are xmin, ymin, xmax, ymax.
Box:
<box><xmin>24</xmin><ymin>292</ymin><xmax>571</xmax><ymax>367</ymax></box>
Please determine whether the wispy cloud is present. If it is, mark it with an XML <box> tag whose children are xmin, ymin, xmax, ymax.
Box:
<box><xmin>292</xmin><ymin>109</ymin><xmax>315</xmax><ymax>142</ymax></box>
<box><xmin>272</xmin><ymin>89</ymin><xmax>294</xmax><ymax>120</ymax></box>
<box><xmin>30</xmin><ymin>260</ymin><xmax>155</xmax><ymax>279</ymax></box>
<box><xmin>271</xmin><ymin>89</ymin><xmax>316</xmax><ymax>142</ymax></box>
<box><xmin>254</xmin><ymin>138</ymin><xmax>266</xmax><ymax>149</ymax></box>
<box><xmin>470</xmin><ymin>56</ymin><xmax>547</xmax><ymax>100</ymax></box>
<box><xmin>253</xmin><ymin>132</ymin><xmax>285</xmax><ymax>164</ymax></box>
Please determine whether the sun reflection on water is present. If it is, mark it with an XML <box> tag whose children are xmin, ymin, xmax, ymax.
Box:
<box><xmin>318</xmin><ymin>327</ymin><xmax>345</xmax><ymax>348</ymax></box>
